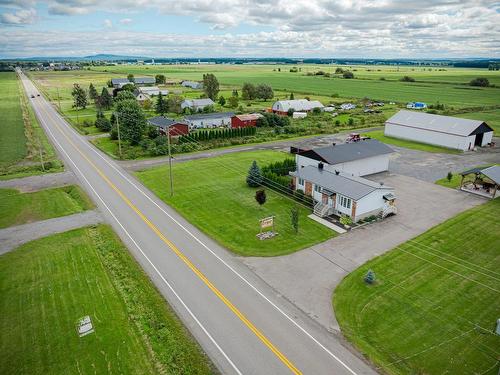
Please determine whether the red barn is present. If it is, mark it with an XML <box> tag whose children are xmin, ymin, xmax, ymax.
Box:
<box><xmin>231</xmin><ymin>113</ymin><xmax>263</xmax><ymax>128</ymax></box>
<box><xmin>148</xmin><ymin>116</ymin><xmax>189</xmax><ymax>136</ymax></box>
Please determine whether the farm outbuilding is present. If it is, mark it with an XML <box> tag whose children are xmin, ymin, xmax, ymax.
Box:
<box><xmin>147</xmin><ymin>116</ymin><xmax>189</xmax><ymax>136</ymax></box>
<box><xmin>385</xmin><ymin>110</ymin><xmax>494</xmax><ymax>151</ymax></box>
<box><xmin>272</xmin><ymin>99</ymin><xmax>323</xmax><ymax>115</ymax></box>
<box><xmin>184</xmin><ymin>112</ymin><xmax>234</xmax><ymax>129</ymax></box>
<box><xmin>231</xmin><ymin>113</ymin><xmax>263</xmax><ymax>128</ymax></box>
<box><xmin>293</xmin><ymin>139</ymin><xmax>394</xmax><ymax>177</ymax></box>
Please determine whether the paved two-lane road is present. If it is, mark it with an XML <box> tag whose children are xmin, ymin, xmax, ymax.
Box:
<box><xmin>20</xmin><ymin>70</ymin><xmax>376</xmax><ymax>375</ymax></box>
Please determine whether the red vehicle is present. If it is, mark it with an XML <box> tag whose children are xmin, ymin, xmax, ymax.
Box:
<box><xmin>346</xmin><ymin>133</ymin><xmax>370</xmax><ymax>143</ymax></box>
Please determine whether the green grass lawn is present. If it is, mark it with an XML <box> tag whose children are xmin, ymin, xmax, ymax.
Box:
<box><xmin>455</xmin><ymin>108</ymin><xmax>500</xmax><ymax>134</ymax></box>
<box><xmin>0</xmin><ymin>225</ymin><xmax>214</xmax><ymax>375</ymax></box>
<box><xmin>334</xmin><ymin>199</ymin><xmax>500</xmax><ymax>375</ymax></box>
<box><xmin>136</xmin><ymin>150</ymin><xmax>335</xmax><ymax>256</ymax></box>
<box><xmin>0</xmin><ymin>186</ymin><xmax>93</xmax><ymax>228</ymax></box>
<box><xmin>365</xmin><ymin>130</ymin><xmax>461</xmax><ymax>154</ymax></box>
<box><xmin>0</xmin><ymin>72</ymin><xmax>27</xmax><ymax>164</ymax></box>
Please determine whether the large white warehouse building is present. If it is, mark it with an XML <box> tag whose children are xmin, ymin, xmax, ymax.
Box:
<box><xmin>385</xmin><ymin>110</ymin><xmax>494</xmax><ymax>151</ymax></box>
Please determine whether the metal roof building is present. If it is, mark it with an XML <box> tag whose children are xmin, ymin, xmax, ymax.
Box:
<box><xmin>272</xmin><ymin>99</ymin><xmax>324</xmax><ymax>113</ymax></box>
<box><xmin>294</xmin><ymin>139</ymin><xmax>394</xmax><ymax>177</ymax></box>
<box><xmin>385</xmin><ymin>110</ymin><xmax>494</xmax><ymax>151</ymax></box>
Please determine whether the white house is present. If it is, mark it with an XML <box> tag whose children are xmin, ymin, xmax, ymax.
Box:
<box><xmin>272</xmin><ymin>99</ymin><xmax>324</xmax><ymax>114</ymax></box>
<box><xmin>182</xmin><ymin>81</ymin><xmax>203</xmax><ymax>89</ymax></box>
<box><xmin>184</xmin><ymin>112</ymin><xmax>235</xmax><ymax>128</ymax></box>
<box><xmin>181</xmin><ymin>98</ymin><xmax>215</xmax><ymax>112</ymax></box>
<box><xmin>385</xmin><ymin>110</ymin><xmax>494</xmax><ymax>151</ymax></box>
<box><xmin>294</xmin><ymin>139</ymin><xmax>394</xmax><ymax>177</ymax></box>
<box><xmin>340</xmin><ymin>103</ymin><xmax>356</xmax><ymax>110</ymax></box>
<box><xmin>290</xmin><ymin>166</ymin><xmax>396</xmax><ymax>222</ymax></box>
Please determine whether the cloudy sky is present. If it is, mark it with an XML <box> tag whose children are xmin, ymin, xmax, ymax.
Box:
<box><xmin>0</xmin><ymin>0</ymin><xmax>499</xmax><ymax>58</ymax></box>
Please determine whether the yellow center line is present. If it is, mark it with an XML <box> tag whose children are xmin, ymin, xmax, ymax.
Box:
<box><xmin>38</xmin><ymin>101</ymin><xmax>302</xmax><ymax>375</ymax></box>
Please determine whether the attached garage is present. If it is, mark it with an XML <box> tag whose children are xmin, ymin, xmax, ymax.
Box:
<box><xmin>385</xmin><ymin>110</ymin><xmax>494</xmax><ymax>151</ymax></box>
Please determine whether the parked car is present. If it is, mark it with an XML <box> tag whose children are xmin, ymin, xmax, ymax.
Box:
<box><xmin>31</xmin><ymin>94</ymin><xmax>35</xmax><ymax>98</ymax></box>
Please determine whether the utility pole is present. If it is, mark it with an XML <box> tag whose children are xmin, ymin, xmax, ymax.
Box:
<box><xmin>38</xmin><ymin>137</ymin><xmax>45</xmax><ymax>172</ymax></box>
<box><xmin>167</xmin><ymin>128</ymin><xmax>174</xmax><ymax>197</ymax></box>
<box><xmin>115</xmin><ymin>113</ymin><xmax>122</xmax><ymax>160</ymax></box>
<box><xmin>56</xmin><ymin>87</ymin><xmax>61</xmax><ymax>110</ymax></box>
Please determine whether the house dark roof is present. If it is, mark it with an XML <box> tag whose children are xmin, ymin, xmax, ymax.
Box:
<box><xmin>184</xmin><ymin>112</ymin><xmax>235</xmax><ymax>121</ymax></box>
<box><xmin>297</xmin><ymin>139</ymin><xmax>394</xmax><ymax>165</ymax></box>
<box><xmin>386</xmin><ymin>110</ymin><xmax>493</xmax><ymax>137</ymax></box>
<box><xmin>148</xmin><ymin>116</ymin><xmax>188</xmax><ymax>128</ymax></box>
<box><xmin>291</xmin><ymin>166</ymin><xmax>392</xmax><ymax>200</ymax></box>
<box><xmin>111</xmin><ymin>77</ymin><xmax>155</xmax><ymax>85</ymax></box>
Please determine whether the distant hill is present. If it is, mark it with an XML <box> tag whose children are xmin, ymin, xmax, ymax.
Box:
<box><xmin>83</xmin><ymin>54</ymin><xmax>152</xmax><ymax>61</ymax></box>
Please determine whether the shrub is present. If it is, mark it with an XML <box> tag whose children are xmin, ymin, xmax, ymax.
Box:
<box><xmin>255</xmin><ymin>189</ymin><xmax>266</xmax><ymax>206</ymax></box>
<box><xmin>469</xmin><ymin>77</ymin><xmax>490</xmax><ymax>87</ymax></box>
<box><xmin>312</xmin><ymin>107</ymin><xmax>322</xmax><ymax>115</ymax></box>
<box><xmin>343</xmin><ymin>71</ymin><xmax>354</xmax><ymax>79</ymax></box>
<box><xmin>364</xmin><ymin>269</ymin><xmax>376</xmax><ymax>284</ymax></box>
<box><xmin>400</xmin><ymin>76</ymin><xmax>415</xmax><ymax>82</ymax></box>
<box><xmin>447</xmin><ymin>171</ymin><xmax>453</xmax><ymax>182</ymax></box>
<box><xmin>290</xmin><ymin>206</ymin><xmax>299</xmax><ymax>234</ymax></box>
<box><xmin>340</xmin><ymin>214</ymin><xmax>353</xmax><ymax>226</ymax></box>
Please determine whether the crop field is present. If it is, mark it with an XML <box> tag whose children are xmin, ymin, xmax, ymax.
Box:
<box><xmin>0</xmin><ymin>225</ymin><xmax>214</xmax><ymax>375</ymax></box>
<box><xmin>0</xmin><ymin>186</ymin><xmax>93</xmax><ymax>228</ymax></box>
<box><xmin>136</xmin><ymin>150</ymin><xmax>335</xmax><ymax>256</ymax></box>
<box><xmin>89</xmin><ymin>64</ymin><xmax>500</xmax><ymax>107</ymax></box>
<box><xmin>334</xmin><ymin>199</ymin><xmax>500</xmax><ymax>375</ymax></box>
<box><xmin>0</xmin><ymin>72</ymin><xmax>62</xmax><ymax>179</ymax></box>
<box><xmin>0</xmin><ymin>72</ymin><xmax>27</xmax><ymax>164</ymax></box>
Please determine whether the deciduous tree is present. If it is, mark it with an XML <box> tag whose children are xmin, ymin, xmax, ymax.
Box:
<box><xmin>256</xmin><ymin>84</ymin><xmax>274</xmax><ymax>101</ymax></box>
<box><xmin>255</xmin><ymin>189</ymin><xmax>266</xmax><ymax>206</ymax></box>
<box><xmin>88</xmin><ymin>83</ymin><xmax>98</xmax><ymax>101</ymax></box>
<box><xmin>116</xmin><ymin>99</ymin><xmax>147</xmax><ymax>145</ymax></box>
<box><xmin>202</xmin><ymin>73</ymin><xmax>219</xmax><ymax>100</ymax></box>
<box><xmin>242</xmin><ymin>82</ymin><xmax>256</xmax><ymax>100</ymax></box>
<box><xmin>155</xmin><ymin>92</ymin><xmax>168</xmax><ymax>115</ymax></box>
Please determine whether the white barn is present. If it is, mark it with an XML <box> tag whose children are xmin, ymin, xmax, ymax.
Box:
<box><xmin>184</xmin><ymin>112</ymin><xmax>235</xmax><ymax>128</ymax></box>
<box><xmin>272</xmin><ymin>99</ymin><xmax>324</xmax><ymax>114</ymax></box>
<box><xmin>290</xmin><ymin>166</ymin><xmax>396</xmax><ymax>222</ymax></box>
<box><xmin>294</xmin><ymin>139</ymin><xmax>394</xmax><ymax>177</ymax></box>
<box><xmin>181</xmin><ymin>98</ymin><xmax>215</xmax><ymax>112</ymax></box>
<box><xmin>385</xmin><ymin>110</ymin><xmax>494</xmax><ymax>151</ymax></box>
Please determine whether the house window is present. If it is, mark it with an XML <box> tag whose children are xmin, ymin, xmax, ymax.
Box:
<box><xmin>339</xmin><ymin>195</ymin><xmax>351</xmax><ymax>209</ymax></box>
<box><xmin>314</xmin><ymin>184</ymin><xmax>321</xmax><ymax>193</ymax></box>
<box><xmin>298</xmin><ymin>178</ymin><xmax>304</xmax><ymax>186</ymax></box>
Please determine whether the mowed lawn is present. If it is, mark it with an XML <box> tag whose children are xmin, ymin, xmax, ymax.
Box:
<box><xmin>0</xmin><ymin>72</ymin><xmax>26</xmax><ymax>164</ymax></box>
<box><xmin>334</xmin><ymin>199</ymin><xmax>500</xmax><ymax>375</ymax></box>
<box><xmin>136</xmin><ymin>151</ymin><xmax>335</xmax><ymax>256</ymax></box>
<box><xmin>0</xmin><ymin>225</ymin><xmax>214</xmax><ymax>375</ymax></box>
<box><xmin>0</xmin><ymin>186</ymin><xmax>93</xmax><ymax>228</ymax></box>
<box><xmin>364</xmin><ymin>130</ymin><xmax>461</xmax><ymax>154</ymax></box>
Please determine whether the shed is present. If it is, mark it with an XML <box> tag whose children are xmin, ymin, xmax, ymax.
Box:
<box><xmin>385</xmin><ymin>110</ymin><xmax>494</xmax><ymax>151</ymax></box>
<box><xmin>231</xmin><ymin>113</ymin><xmax>263</xmax><ymax>128</ymax></box>
<box><xmin>147</xmin><ymin>116</ymin><xmax>189</xmax><ymax>136</ymax></box>
<box><xmin>459</xmin><ymin>165</ymin><xmax>500</xmax><ymax>198</ymax></box>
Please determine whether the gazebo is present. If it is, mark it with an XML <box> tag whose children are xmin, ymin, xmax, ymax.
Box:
<box><xmin>459</xmin><ymin>165</ymin><xmax>500</xmax><ymax>199</ymax></box>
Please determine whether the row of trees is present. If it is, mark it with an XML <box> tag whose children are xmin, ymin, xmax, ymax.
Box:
<box><xmin>177</xmin><ymin>126</ymin><xmax>256</xmax><ymax>144</ymax></box>
<box><xmin>72</xmin><ymin>83</ymin><xmax>113</xmax><ymax>110</ymax></box>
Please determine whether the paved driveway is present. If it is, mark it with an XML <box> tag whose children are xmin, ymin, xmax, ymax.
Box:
<box><xmin>240</xmin><ymin>173</ymin><xmax>486</xmax><ymax>332</ymax></box>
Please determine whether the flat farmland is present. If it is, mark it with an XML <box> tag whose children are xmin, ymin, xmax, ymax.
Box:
<box><xmin>90</xmin><ymin>64</ymin><xmax>500</xmax><ymax>107</ymax></box>
<box><xmin>0</xmin><ymin>72</ymin><xmax>27</xmax><ymax>164</ymax></box>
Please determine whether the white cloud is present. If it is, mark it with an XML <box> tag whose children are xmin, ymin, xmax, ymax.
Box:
<box><xmin>0</xmin><ymin>0</ymin><xmax>499</xmax><ymax>57</ymax></box>
<box><xmin>119</xmin><ymin>18</ymin><xmax>132</xmax><ymax>25</ymax></box>
<box><xmin>103</xmin><ymin>18</ymin><xmax>112</xmax><ymax>28</ymax></box>
<box><xmin>0</xmin><ymin>7</ymin><xmax>36</xmax><ymax>25</ymax></box>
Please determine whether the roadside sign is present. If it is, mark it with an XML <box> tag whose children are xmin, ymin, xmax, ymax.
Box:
<box><xmin>260</xmin><ymin>216</ymin><xmax>274</xmax><ymax>229</ymax></box>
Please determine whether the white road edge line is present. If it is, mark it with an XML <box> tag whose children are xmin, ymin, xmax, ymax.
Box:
<box><xmin>25</xmin><ymin>80</ymin><xmax>242</xmax><ymax>375</ymax></box>
<box><xmin>42</xmin><ymin>80</ymin><xmax>358</xmax><ymax>374</ymax></box>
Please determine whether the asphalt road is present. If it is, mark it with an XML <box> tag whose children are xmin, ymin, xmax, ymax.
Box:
<box><xmin>20</xmin><ymin>70</ymin><xmax>377</xmax><ymax>375</ymax></box>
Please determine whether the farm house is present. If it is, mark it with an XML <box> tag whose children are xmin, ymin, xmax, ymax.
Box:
<box><xmin>293</xmin><ymin>139</ymin><xmax>394</xmax><ymax>177</ymax></box>
<box><xmin>385</xmin><ymin>110</ymin><xmax>494</xmax><ymax>151</ymax></box>
<box><xmin>290</xmin><ymin>166</ymin><xmax>396</xmax><ymax>223</ymax></box>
